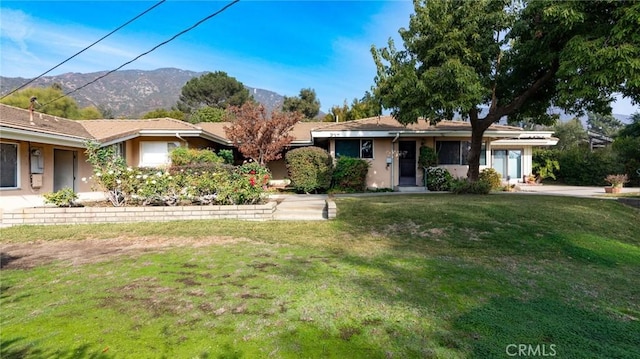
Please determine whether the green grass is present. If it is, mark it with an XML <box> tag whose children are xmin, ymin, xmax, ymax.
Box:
<box><xmin>1</xmin><ymin>194</ymin><xmax>639</xmax><ymax>358</ymax></box>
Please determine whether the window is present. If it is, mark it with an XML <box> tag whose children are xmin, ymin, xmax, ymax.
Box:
<box><xmin>492</xmin><ymin>149</ymin><xmax>522</xmax><ymax>180</ymax></box>
<box><xmin>335</xmin><ymin>139</ymin><xmax>373</xmax><ymax>159</ymax></box>
<box><xmin>139</xmin><ymin>141</ymin><xmax>180</xmax><ymax>167</ymax></box>
<box><xmin>1</xmin><ymin>143</ymin><xmax>19</xmax><ymax>188</ymax></box>
<box><xmin>110</xmin><ymin>142</ymin><xmax>126</xmax><ymax>159</ymax></box>
<box><xmin>436</xmin><ymin>141</ymin><xmax>486</xmax><ymax>165</ymax></box>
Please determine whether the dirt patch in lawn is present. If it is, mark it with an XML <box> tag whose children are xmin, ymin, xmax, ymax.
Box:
<box><xmin>0</xmin><ymin>236</ymin><xmax>245</xmax><ymax>270</ymax></box>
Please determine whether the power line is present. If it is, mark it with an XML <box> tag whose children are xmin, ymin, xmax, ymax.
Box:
<box><xmin>40</xmin><ymin>0</ymin><xmax>241</xmax><ymax>110</ymax></box>
<box><xmin>1</xmin><ymin>0</ymin><xmax>166</xmax><ymax>100</ymax></box>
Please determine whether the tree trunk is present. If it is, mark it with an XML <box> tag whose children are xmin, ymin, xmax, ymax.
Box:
<box><xmin>467</xmin><ymin>113</ymin><xmax>494</xmax><ymax>182</ymax></box>
<box><xmin>466</xmin><ymin>127</ymin><xmax>486</xmax><ymax>181</ymax></box>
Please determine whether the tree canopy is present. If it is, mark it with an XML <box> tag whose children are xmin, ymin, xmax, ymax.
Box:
<box><xmin>324</xmin><ymin>91</ymin><xmax>381</xmax><ymax>122</ymax></box>
<box><xmin>224</xmin><ymin>102</ymin><xmax>303</xmax><ymax>165</ymax></box>
<box><xmin>142</xmin><ymin>108</ymin><xmax>185</xmax><ymax>121</ymax></box>
<box><xmin>586</xmin><ymin>112</ymin><xmax>624</xmax><ymax>138</ymax></box>
<box><xmin>282</xmin><ymin>88</ymin><xmax>321</xmax><ymax>120</ymax></box>
<box><xmin>176</xmin><ymin>71</ymin><xmax>251</xmax><ymax>116</ymax></box>
<box><xmin>0</xmin><ymin>86</ymin><xmax>103</xmax><ymax>120</ymax></box>
<box><xmin>372</xmin><ymin>0</ymin><xmax>640</xmax><ymax>180</ymax></box>
<box><xmin>187</xmin><ymin>106</ymin><xmax>226</xmax><ymax>124</ymax></box>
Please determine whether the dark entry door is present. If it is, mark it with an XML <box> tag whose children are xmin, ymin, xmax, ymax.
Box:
<box><xmin>399</xmin><ymin>141</ymin><xmax>416</xmax><ymax>185</ymax></box>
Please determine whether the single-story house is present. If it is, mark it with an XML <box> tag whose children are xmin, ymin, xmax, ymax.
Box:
<box><xmin>308</xmin><ymin>116</ymin><xmax>558</xmax><ymax>188</ymax></box>
<box><xmin>1</xmin><ymin>103</ymin><xmax>557</xmax><ymax>196</ymax></box>
<box><xmin>0</xmin><ymin>104</ymin><xmax>229</xmax><ymax>196</ymax></box>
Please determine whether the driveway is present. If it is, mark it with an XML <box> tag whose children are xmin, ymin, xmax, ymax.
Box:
<box><xmin>516</xmin><ymin>184</ymin><xmax>640</xmax><ymax>198</ymax></box>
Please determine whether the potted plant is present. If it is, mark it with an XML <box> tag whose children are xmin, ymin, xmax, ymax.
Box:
<box><xmin>604</xmin><ymin>174</ymin><xmax>628</xmax><ymax>194</ymax></box>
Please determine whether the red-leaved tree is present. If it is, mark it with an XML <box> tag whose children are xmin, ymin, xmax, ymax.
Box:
<box><xmin>224</xmin><ymin>103</ymin><xmax>303</xmax><ymax>165</ymax></box>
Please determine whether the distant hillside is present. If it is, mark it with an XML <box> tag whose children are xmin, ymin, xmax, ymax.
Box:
<box><xmin>0</xmin><ymin>68</ymin><xmax>286</xmax><ymax>118</ymax></box>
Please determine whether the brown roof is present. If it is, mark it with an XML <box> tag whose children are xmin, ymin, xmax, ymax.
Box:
<box><xmin>315</xmin><ymin>115</ymin><xmax>523</xmax><ymax>132</ymax></box>
<box><xmin>197</xmin><ymin>121</ymin><xmax>326</xmax><ymax>144</ymax></box>
<box><xmin>0</xmin><ymin>103</ymin><xmax>93</xmax><ymax>140</ymax></box>
<box><xmin>196</xmin><ymin>122</ymin><xmax>229</xmax><ymax>141</ymax></box>
<box><xmin>78</xmin><ymin>118</ymin><xmax>201</xmax><ymax>142</ymax></box>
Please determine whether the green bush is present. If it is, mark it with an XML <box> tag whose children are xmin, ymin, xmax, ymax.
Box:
<box><xmin>612</xmin><ymin>136</ymin><xmax>640</xmax><ymax>186</ymax></box>
<box><xmin>170</xmin><ymin>147</ymin><xmax>223</xmax><ymax>166</ymax></box>
<box><xmin>450</xmin><ymin>178</ymin><xmax>492</xmax><ymax>194</ymax></box>
<box><xmin>43</xmin><ymin>187</ymin><xmax>78</xmax><ymax>207</ymax></box>
<box><xmin>532</xmin><ymin>149</ymin><xmax>560</xmax><ymax>181</ymax></box>
<box><xmin>479</xmin><ymin>168</ymin><xmax>502</xmax><ymax>190</ymax></box>
<box><xmin>557</xmin><ymin>147</ymin><xmax>623</xmax><ymax>186</ymax></box>
<box><xmin>217</xmin><ymin>149</ymin><xmax>235</xmax><ymax>164</ymax></box>
<box><xmin>331</xmin><ymin>157</ymin><xmax>370</xmax><ymax>192</ymax></box>
<box><xmin>425</xmin><ymin>167</ymin><xmax>453</xmax><ymax>191</ymax></box>
<box><xmin>418</xmin><ymin>145</ymin><xmax>438</xmax><ymax>168</ymax></box>
<box><xmin>285</xmin><ymin>147</ymin><xmax>333</xmax><ymax>193</ymax></box>
<box><xmin>85</xmin><ymin>141</ymin><xmax>269</xmax><ymax>206</ymax></box>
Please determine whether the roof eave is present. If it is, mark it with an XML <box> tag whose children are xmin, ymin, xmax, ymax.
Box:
<box><xmin>0</xmin><ymin>125</ymin><xmax>90</xmax><ymax>147</ymax></box>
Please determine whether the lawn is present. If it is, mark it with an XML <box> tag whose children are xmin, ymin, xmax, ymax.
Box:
<box><xmin>1</xmin><ymin>194</ymin><xmax>639</xmax><ymax>358</ymax></box>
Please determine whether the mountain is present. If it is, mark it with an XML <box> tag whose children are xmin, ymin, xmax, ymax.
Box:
<box><xmin>0</xmin><ymin>68</ymin><xmax>286</xmax><ymax>118</ymax></box>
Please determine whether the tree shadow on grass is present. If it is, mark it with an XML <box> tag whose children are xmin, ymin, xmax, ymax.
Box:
<box><xmin>448</xmin><ymin>297</ymin><xmax>640</xmax><ymax>359</ymax></box>
<box><xmin>0</xmin><ymin>338</ymin><xmax>112</xmax><ymax>359</ymax></box>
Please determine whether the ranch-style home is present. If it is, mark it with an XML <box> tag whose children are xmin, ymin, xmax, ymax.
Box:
<box><xmin>0</xmin><ymin>103</ymin><xmax>557</xmax><ymax>196</ymax></box>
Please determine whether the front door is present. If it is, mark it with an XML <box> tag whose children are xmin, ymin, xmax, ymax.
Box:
<box><xmin>399</xmin><ymin>141</ymin><xmax>416</xmax><ymax>185</ymax></box>
<box><xmin>54</xmin><ymin>149</ymin><xmax>77</xmax><ymax>191</ymax></box>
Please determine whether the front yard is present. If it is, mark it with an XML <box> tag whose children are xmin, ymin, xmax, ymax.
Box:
<box><xmin>1</xmin><ymin>194</ymin><xmax>639</xmax><ymax>358</ymax></box>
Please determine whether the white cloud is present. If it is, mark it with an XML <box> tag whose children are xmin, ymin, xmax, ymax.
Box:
<box><xmin>0</xmin><ymin>9</ymin><xmax>36</xmax><ymax>58</ymax></box>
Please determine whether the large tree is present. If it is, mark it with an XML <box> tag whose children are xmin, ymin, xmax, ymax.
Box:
<box><xmin>0</xmin><ymin>86</ymin><xmax>103</xmax><ymax>120</ymax></box>
<box><xmin>224</xmin><ymin>102</ymin><xmax>303</xmax><ymax>165</ymax></box>
<box><xmin>142</xmin><ymin>108</ymin><xmax>186</xmax><ymax>121</ymax></box>
<box><xmin>372</xmin><ymin>0</ymin><xmax>640</xmax><ymax>181</ymax></box>
<box><xmin>324</xmin><ymin>92</ymin><xmax>382</xmax><ymax>122</ymax></box>
<box><xmin>586</xmin><ymin>112</ymin><xmax>624</xmax><ymax>138</ymax></box>
<box><xmin>176</xmin><ymin>71</ymin><xmax>251</xmax><ymax>115</ymax></box>
<box><xmin>282</xmin><ymin>88</ymin><xmax>321</xmax><ymax>120</ymax></box>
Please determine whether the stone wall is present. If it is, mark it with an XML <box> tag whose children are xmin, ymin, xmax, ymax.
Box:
<box><xmin>0</xmin><ymin>202</ymin><xmax>277</xmax><ymax>227</ymax></box>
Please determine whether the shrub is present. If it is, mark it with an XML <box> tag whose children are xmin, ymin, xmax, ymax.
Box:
<box><xmin>170</xmin><ymin>147</ymin><xmax>223</xmax><ymax>166</ymax></box>
<box><xmin>418</xmin><ymin>145</ymin><xmax>438</xmax><ymax>168</ymax></box>
<box><xmin>84</xmin><ymin>141</ymin><xmax>131</xmax><ymax>206</ymax></box>
<box><xmin>425</xmin><ymin>167</ymin><xmax>453</xmax><ymax>191</ymax></box>
<box><xmin>331</xmin><ymin>157</ymin><xmax>370</xmax><ymax>192</ymax></box>
<box><xmin>532</xmin><ymin>148</ymin><xmax>560</xmax><ymax>181</ymax></box>
<box><xmin>612</xmin><ymin>136</ymin><xmax>640</xmax><ymax>185</ymax></box>
<box><xmin>215</xmin><ymin>162</ymin><xmax>271</xmax><ymax>204</ymax></box>
<box><xmin>450</xmin><ymin>178</ymin><xmax>492</xmax><ymax>194</ymax></box>
<box><xmin>557</xmin><ymin>147</ymin><xmax>623</xmax><ymax>186</ymax></box>
<box><xmin>285</xmin><ymin>147</ymin><xmax>333</xmax><ymax>193</ymax></box>
<box><xmin>217</xmin><ymin>149</ymin><xmax>235</xmax><ymax>164</ymax></box>
<box><xmin>43</xmin><ymin>187</ymin><xmax>78</xmax><ymax>207</ymax></box>
<box><xmin>479</xmin><ymin>168</ymin><xmax>502</xmax><ymax>190</ymax></box>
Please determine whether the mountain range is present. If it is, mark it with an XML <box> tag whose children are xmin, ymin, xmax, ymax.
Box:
<box><xmin>0</xmin><ymin>68</ymin><xmax>287</xmax><ymax>118</ymax></box>
<box><xmin>0</xmin><ymin>68</ymin><xmax>632</xmax><ymax>123</ymax></box>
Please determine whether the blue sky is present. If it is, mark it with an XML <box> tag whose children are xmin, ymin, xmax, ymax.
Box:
<box><xmin>1</xmin><ymin>0</ymin><xmax>638</xmax><ymax>116</ymax></box>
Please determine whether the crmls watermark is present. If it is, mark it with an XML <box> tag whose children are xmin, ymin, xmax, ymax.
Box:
<box><xmin>506</xmin><ymin>344</ymin><xmax>557</xmax><ymax>357</ymax></box>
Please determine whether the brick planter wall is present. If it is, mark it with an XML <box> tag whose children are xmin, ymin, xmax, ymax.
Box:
<box><xmin>0</xmin><ymin>202</ymin><xmax>277</xmax><ymax>227</ymax></box>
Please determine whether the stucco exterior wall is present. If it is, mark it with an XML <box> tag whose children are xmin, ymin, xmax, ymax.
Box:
<box><xmin>0</xmin><ymin>140</ymin><xmax>92</xmax><ymax>196</ymax></box>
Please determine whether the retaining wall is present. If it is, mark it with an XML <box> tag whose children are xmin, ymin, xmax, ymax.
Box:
<box><xmin>0</xmin><ymin>202</ymin><xmax>277</xmax><ymax>227</ymax></box>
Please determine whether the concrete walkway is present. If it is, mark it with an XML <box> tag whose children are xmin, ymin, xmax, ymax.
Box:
<box><xmin>515</xmin><ymin>184</ymin><xmax>640</xmax><ymax>198</ymax></box>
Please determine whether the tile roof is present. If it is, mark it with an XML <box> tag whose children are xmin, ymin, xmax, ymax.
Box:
<box><xmin>78</xmin><ymin>118</ymin><xmax>201</xmax><ymax>142</ymax></box>
<box><xmin>1</xmin><ymin>103</ymin><xmax>526</xmax><ymax>146</ymax></box>
<box><xmin>195</xmin><ymin>122</ymin><xmax>229</xmax><ymax>141</ymax></box>
<box><xmin>315</xmin><ymin>115</ymin><xmax>523</xmax><ymax>132</ymax></box>
<box><xmin>196</xmin><ymin>121</ymin><xmax>326</xmax><ymax>144</ymax></box>
<box><xmin>0</xmin><ymin>103</ymin><xmax>93</xmax><ymax>139</ymax></box>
